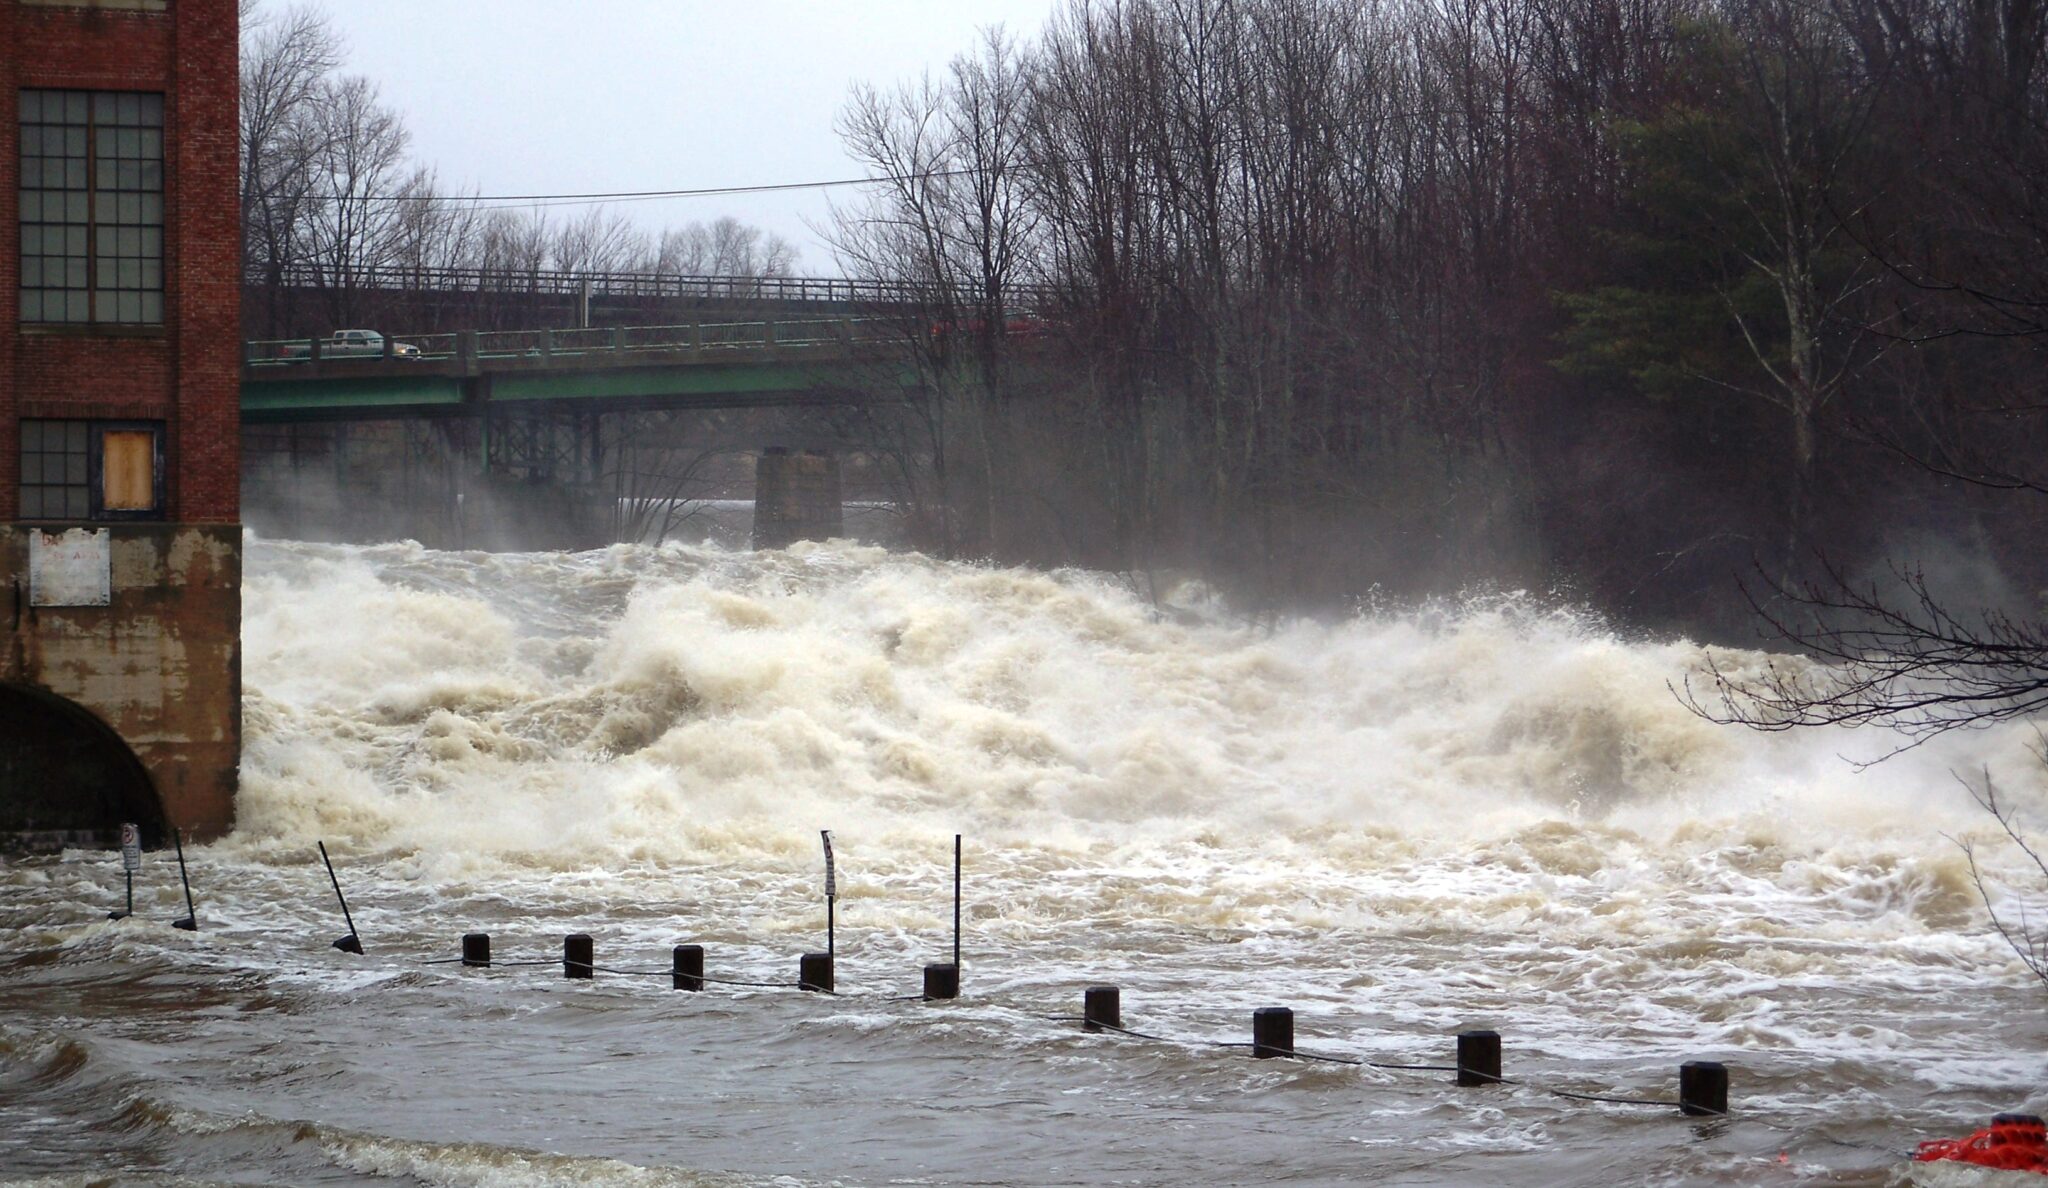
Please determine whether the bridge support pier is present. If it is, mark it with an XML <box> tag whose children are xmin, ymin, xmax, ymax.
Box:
<box><xmin>752</xmin><ymin>447</ymin><xmax>842</xmax><ymax>549</ymax></box>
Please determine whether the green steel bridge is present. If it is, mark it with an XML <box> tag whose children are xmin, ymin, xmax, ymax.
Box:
<box><xmin>241</xmin><ymin>316</ymin><xmax>920</xmax><ymax>426</ymax></box>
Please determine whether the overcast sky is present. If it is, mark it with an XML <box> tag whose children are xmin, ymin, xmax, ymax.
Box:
<box><xmin>291</xmin><ymin>0</ymin><xmax>1062</xmax><ymax>275</ymax></box>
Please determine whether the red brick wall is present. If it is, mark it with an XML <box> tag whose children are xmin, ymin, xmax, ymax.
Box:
<box><xmin>1</xmin><ymin>0</ymin><xmax>241</xmax><ymax>524</ymax></box>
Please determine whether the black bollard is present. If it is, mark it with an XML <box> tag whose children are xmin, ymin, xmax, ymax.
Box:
<box><xmin>1083</xmin><ymin>985</ymin><xmax>1121</xmax><ymax>1033</ymax></box>
<box><xmin>564</xmin><ymin>933</ymin><xmax>594</xmax><ymax>980</ymax></box>
<box><xmin>673</xmin><ymin>944</ymin><xmax>704</xmax><ymax>991</ymax></box>
<box><xmin>1456</xmin><ymin>1030</ymin><xmax>1502</xmax><ymax>1086</ymax></box>
<box><xmin>1252</xmin><ymin>1007</ymin><xmax>1295</xmax><ymax>1059</ymax></box>
<box><xmin>800</xmin><ymin>951</ymin><xmax>834</xmax><ymax>992</ymax></box>
<box><xmin>461</xmin><ymin>932</ymin><xmax>491</xmax><ymax>968</ymax></box>
<box><xmin>1679</xmin><ymin>1061</ymin><xmax>1729</xmax><ymax>1116</ymax></box>
<box><xmin>923</xmin><ymin>962</ymin><xmax>959</xmax><ymax>1000</ymax></box>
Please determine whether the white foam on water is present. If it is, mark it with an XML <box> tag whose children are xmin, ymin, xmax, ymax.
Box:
<box><xmin>11</xmin><ymin>535</ymin><xmax>2044</xmax><ymax>1184</ymax></box>
<box><xmin>230</xmin><ymin>538</ymin><xmax>2045</xmax><ymax>865</ymax></box>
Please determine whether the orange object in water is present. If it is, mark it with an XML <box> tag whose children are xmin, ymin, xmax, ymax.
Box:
<box><xmin>1914</xmin><ymin>1114</ymin><xmax>2048</xmax><ymax>1174</ymax></box>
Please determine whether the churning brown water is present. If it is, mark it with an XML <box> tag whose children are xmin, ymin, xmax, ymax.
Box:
<box><xmin>2</xmin><ymin>537</ymin><xmax>2044</xmax><ymax>1186</ymax></box>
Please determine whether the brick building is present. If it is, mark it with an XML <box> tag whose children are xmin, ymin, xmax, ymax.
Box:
<box><xmin>1</xmin><ymin>0</ymin><xmax>241</xmax><ymax>846</ymax></box>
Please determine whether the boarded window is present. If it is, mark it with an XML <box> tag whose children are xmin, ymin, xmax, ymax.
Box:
<box><xmin>100</xmin><ymin>431</ymin><xmax>155</xmax><ymax>511</ymax></box>
<box><xmin>15</xmin><ymin>419</ymin><xmax>161</xmax><ymax>521</ymax></box>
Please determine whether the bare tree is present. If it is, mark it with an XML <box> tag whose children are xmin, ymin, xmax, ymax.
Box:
<box><xmin>239</xmin><ymin>1</ymin><xmax>340</xmax><ymax>325</ymax></box>
<box><xmin>548</xmin><ymin>206</ymin><xmax>653</xmax><ymax>276</ymax></box>
<box><xmin>290</xmin><ymin>74</ymin><xmax>434</xmax><ymax>325</ymax></box>
<box><xmin>1958</xmin><ymin>770</ymin><xmax>2048</xmax><ymax>990</ymax></box>
<box><xmin>1707</xmin><ymin>5</ymin><xmax>1883</xmax><ymax>564</ymax></box>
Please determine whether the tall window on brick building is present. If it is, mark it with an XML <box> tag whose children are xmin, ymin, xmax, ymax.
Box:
<box><xmin>18</xmin><ymin>90</ymin><xmax>165</xmax><ymax>326</ymax></box>
<box><xmin>18</xmin><ymin>419</ymin><xmax>164</xmax><ymax>521</ymax></box>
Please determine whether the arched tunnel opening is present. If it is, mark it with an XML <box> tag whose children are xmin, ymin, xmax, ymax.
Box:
<box><xmin>0</xmin><ymin>683</ymin><xmax>165</xmax><ymax>851</ymax></box>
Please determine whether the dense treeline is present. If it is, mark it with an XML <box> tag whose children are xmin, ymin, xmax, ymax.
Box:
<box><xmin>833</xmin><ymin>0</ymin><xmax>2048</xmax><ymax>638</ymax></box>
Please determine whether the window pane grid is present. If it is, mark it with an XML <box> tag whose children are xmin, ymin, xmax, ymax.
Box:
<box><xmin>17</xmin><ymin>89</ymin><xmax>164</xmax><ymax>326</ymax></box>
<box><xmin>19</xmin><ymin>418</ymin><xmax>91</xmax><ymax>520</ymax></box>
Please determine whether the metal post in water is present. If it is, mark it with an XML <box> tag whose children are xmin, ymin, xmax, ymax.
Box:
<box><xmin>462</xmin><ymin>933</ymin><xmax>492</xmax><ymax>967</ymax></box>
<box><xmin>952</xmin><ymin>833</ymin><xmax>962</xmax><ymax>971</ymax></box>
<box><xmin>1083</xmin><ymin>986</ymin><xmax>1120</xmax><ymax>1033</ymax></box>
<box><xmin>318</xmin><ymin>841</ymin><xmax>363</xmax><ymax>954</ymax></box>
<box><xmin>820</xmin><ymin>829</ymin><xmax>836</xmax><ymax>960</ymax></box>
<box><xmin>1252</xmin><ymin>1007</ymin><xmax>1295</xmax><ymax>1058</ymax></box>
<box><xmin>1679</xmin><ymin>1061</ymin><xmax>1728</xmax><ymax>1116</ymax></box>
<box><xmin>1456</xmin><ymin>1030</ymin><xmax>1502</xmax><ymax>1086</ymax></box>
<box><xmin>171</xmin><ymin>829</ymin><xmax>198</xmax><ymax>931</ymax></box>
<box><xmin>564</xmin><ymin>933</ymin><xmax>594</xmax><ymax>979</ymax></box>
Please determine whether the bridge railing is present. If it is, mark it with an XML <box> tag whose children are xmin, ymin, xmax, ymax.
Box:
<box><xmin>246</xmin><ymin>264</ymin><xmax>1046</xmax><ymax>307</ymax></box>
<box><xmin>245</xmin><ymin>318</ymin><xmax>907</xmax><ymax>367</ymax></box>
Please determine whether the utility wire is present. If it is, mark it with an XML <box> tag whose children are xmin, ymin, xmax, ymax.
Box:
<box><xmin>351</xmin><ymin>103</ymin><xmax>1517</xmax><ymax>211</ymax></box>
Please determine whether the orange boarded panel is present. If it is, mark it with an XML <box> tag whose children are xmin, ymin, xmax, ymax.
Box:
<box><xmin>101</xmin><ymin>431</ymin><xmax>156</xmax><ymax>511</ymax></box>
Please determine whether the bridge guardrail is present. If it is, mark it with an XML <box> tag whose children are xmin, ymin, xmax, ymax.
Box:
<box><xmin>245</xmin><ymin>318</ymin><xmax>903</xmax><ymax>368</ymax></box>
<box><xmin>247</xmin><ymin>265</ymin><xmax>1057</xmax><ymax>308</ymax></box>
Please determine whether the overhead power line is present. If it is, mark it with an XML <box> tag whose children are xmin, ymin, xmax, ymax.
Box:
<box><xmin>375</xmin><ymin>165</ymin><xmax>1013</xmax><ymax>211</ymax></box>
<box><xmin>358</xmin><ymin>103</ymin><xmax>1517</xmax><ymax>212</ymax></box>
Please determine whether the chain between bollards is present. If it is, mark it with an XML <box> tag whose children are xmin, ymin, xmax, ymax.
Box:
<box><xmin>411</xmin><ymin>938</ymin><xmax>1733</xmax><ymax>1118</ymax></box>
<box><xmin>1070</xmin><ymin>989</ymin><xmax>1726</xmax><ymax>1115</ymax></box>
<box><xmin>431</xmin><ymin>934</ymin><xmax>824</xmax><ymax>989</ymax></box>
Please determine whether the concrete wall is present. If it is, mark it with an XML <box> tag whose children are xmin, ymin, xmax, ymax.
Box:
<box><xmin>0</xmin><ymin>525</ymin><xmax>241</xmax><ymax>839</ymax></box>
<box><xmin>753</xmin><ymin>448</ymin><xmax>843</xmax><ymax>548</ymax></box>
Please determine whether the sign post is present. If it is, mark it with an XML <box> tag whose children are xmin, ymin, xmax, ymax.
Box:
<box><xmin>821</xmin><ymin>829</ymin><xmax>836</xmax><ymax>960</ymax></box>
<box><xmin>107</xmin><ymin>823</ymin><xmax>140</xmax><ymax>920</ymax></box>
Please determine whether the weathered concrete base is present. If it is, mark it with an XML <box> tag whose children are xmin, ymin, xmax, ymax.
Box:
<box><xmin>753</xmin><ymin>448</ymin><xmax>842</xmax><ymax>549</ymax></box>
<box><xmin>0</xmin><ymin>524</ymin><xmax>241</xmax><ymax>843</ymax></box>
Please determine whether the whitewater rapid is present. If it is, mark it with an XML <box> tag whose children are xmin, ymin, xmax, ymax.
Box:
<box><xmin>4</xmin><ymin>535</ymin><xmax>2044</xmax><ymax>1186</ymax></box>
<box><xmin>230</xmin><ymin>536</ymin><xmax>2042</xmax><ymax>907</ymax></box>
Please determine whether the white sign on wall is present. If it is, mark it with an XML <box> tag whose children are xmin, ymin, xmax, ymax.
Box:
<box><xmin>29</xmin><ymin>528</ymin><xmax>111</xmax><ymax>607</ymax></box>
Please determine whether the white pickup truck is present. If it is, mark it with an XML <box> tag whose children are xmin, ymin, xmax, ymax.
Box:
<box><xmin>280</xmin><ymin>329</ymin><xmax>421</xmax><ymax>360</ymax></box>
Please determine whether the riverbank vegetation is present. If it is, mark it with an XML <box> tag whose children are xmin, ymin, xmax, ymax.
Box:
<box><xmin>830</xmin><ymin>0</ymin><xmax>2046</xmax><ymax>646</ymax></box>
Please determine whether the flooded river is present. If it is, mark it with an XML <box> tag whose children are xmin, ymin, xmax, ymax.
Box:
<box><xmin>2</xmin><ymin>537</ymin><xmax>2043</xmax><ymax>1185</ymax></box>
